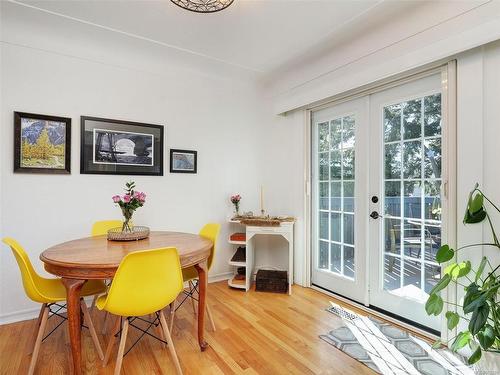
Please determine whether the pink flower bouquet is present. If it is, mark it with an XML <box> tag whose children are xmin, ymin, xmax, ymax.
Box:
<box><xmin>112</xmin><ymin>181</ymin><xmax>146</xmax><ymax>232</ymax></box>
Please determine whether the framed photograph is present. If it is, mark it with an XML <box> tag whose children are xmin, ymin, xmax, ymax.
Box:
<box><xmin>170</xmin><ymin>149</ymin><xmax>197</xmax><ymax>174</ymax></box>
<box><xmin>81</xmin><ymin>116</ymin><xmax>164</xmax><ymax>175</ymax></box>
<box><xmin>14</xmin><ymin>112</ymin><xmax>71</xmax><ymax>174</ymax></box>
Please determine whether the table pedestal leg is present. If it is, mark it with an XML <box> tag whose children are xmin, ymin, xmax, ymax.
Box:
<box><xmin>194</xmin><ymin>260</ymin><xmax>208</xmax><ymax>351</ymax></box>
<box><xmin>62</xmin><ymin>278</ymin><xmax>86</xmax><ymax>375</ymax></box>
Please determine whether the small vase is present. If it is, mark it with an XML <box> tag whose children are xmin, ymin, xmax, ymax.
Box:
<box><xmin>121</xmin><ymin>209</ymin><xmax>134</xmax><ymax>233</ymax></box>
<box><xmin>233</xmin><ymin>203</ymin><xmax>240</xmax><ymax>217</ymax></box>
<box><xmin>122</xmin><ymin>219</ymin><xmax>133</xmax><ymax>233</ymax></box>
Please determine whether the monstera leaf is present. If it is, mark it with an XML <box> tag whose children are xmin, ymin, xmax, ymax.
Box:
<box><xmin>464</xmin><ymin>185</ymin><xmax>487</xmax><ymax>224</ymax></box>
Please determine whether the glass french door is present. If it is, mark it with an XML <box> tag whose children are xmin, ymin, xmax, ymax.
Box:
<box><xmin>311</xmin><ymin>97</ymin><xmax>368</xmax><ymax>304</ymax></box>
<box><xmin>368</xmin><ymin>73</ymin><xmax>443</xmax><ymax>331</ymax></box>
<box><xmin>311</xmin><ymin>72</ymin><xmax>446</xmax><ymax>331</ymax></box>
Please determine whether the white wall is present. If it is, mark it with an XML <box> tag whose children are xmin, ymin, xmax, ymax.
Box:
<box><xmin>0</xmin><ymin>3</ymin><xmax>267</xmax><ymax>323</ymax></box>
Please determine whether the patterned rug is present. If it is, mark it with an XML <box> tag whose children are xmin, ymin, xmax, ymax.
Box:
<box><xmin>320</xmin><ymin>303</ymin><xmax>473</xmax><ymax>375</ymax></box>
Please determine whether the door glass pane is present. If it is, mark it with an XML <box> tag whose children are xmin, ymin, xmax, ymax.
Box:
<box><xmin>384</xmin><ymin>181</ymin><xmax>400</xmax><ymax>216</ymax></box>
<box><xmin>344</xmin><ymin>246</ymin><xmax>355</xmax><ymax>278</ymax></box>
<box><xmin>319</xmin><ymin>153</ymin><xmax>329</xmax><ymax>180</ymax></box>
<box><xmin>384</xmin><ymin>104</ymin><xmax>401</xmax><ymax>142</ymax></box>
<box><xmin>343</xmin><ymin>181</ymin><xmax>355</xmax><ymax>213</ymax></box>
<box><xmin>319</xmin><ymin>241</ymin><xmax>329</xmax><ymax>270</ymax></box>
<box><xmin>384</xmin><ymin>218</ymin><xmax>401</xmax><ymax>256</ymax></box>
<box><xmin>331</xmin><ymin>213</ymin><xmax>341</xmax><ymax>242</ymax></box>
<box><xmin>319</xmin><ymin>212</ymin><xmax>329</xmax><ymax>240</ymax></box>
<box><xmin>384</xmin><ymin>143</ymin><xmax>401</xmax><ymax>179</ymax></box>
<box><xmin>383</xmin><ymin>93</ymin><xmax>442</xmax><ymax>301</ymax></box>
<box><xmin>403</xmin><ymin>99</ymin><xmax>422</xmax><ymax>140</ymax></box>
<box><xmin>424</xmin><ymin>94</ymin><xmax>441</xmax><ymax>137</ymax></box>
<box><xmin>343</xmin><ymin>214</ymin><xmax>354</xmax><ymax>245</ymax></box>
<box><xmin>402</xmin><ymin>141</ymin><xmax>422</xmax><ymax>179</ymax></box>
<box><xmin>319</xmin><ymin>182</ymin><xmax>329</xmax><ymax>210</ymax></box>
<box><xmin>330</xmin><ymin>181</ymin><xmax>341</xmax><ymax>211</ymax></box>
<box><xmin>384</xmin><ymin>255</ymin><xmax>401</xmax><ymax>291</ymax></box>
<box><xmin>315</xmin><ymin>114</ymin><xmax>356</xmax><ymax>279</ymax></box>
<box><xmin>330</xmin><ymin>243</ymin><xmax>341</xmax><ymax>273</ymax></box>
<box><xmin>424</xmin><ymin>138</ymin><xmax>441</xmax><ymax>178</ymax></box>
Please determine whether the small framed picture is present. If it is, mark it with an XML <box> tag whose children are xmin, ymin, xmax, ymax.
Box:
<box><xmin>80</xmin><ymin>116</ymin><xmax>164</xmax><ymax>176</ymax></box>
<box><xmin>14</xmin><ymin>112</ymin><xmax>71</xmax><ymax>174</ymax></box>
<box><xmin>170</xmin><ymin>149</ymin><xmax>197</xmax><ymax>174</ymax></box>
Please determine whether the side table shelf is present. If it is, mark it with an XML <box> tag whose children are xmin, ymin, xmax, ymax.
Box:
<box><xmin>227</xmin><ymin>219</ymin><xmax>294</xmax><ymax>294</ymax></box>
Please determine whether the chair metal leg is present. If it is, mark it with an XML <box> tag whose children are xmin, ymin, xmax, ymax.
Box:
<box><xmin>81</xmin><ymin>300</ymin><xmax>104</xmax><ymax>360</ymax></box>
<box><xmin>28</xmin><ymin>303</ymin><xmax>47</xmax><ymax>355</ymax></box>
<box><xmin>188</xmin><ymin>281</ymin><xmax>197</xmax><ymax>315</ymax></box>
<box><xmin>103</xmin><ymin>316</ymin><xmax>121</xmax><ymax>367</ymax></box>
<box><xmin>159</xmin><ymin>311</ymin><xmax>183</xmax><ymax>375</ymax></box>
<box><xmin>28</xmin><ymin>305</ymin><xmax>49</xmax><ymax>375</ymax></box>
<box><xmin>114</xmin><ymin>318</ymin><xmax>129</xmax><ymax>375</ymax></box>
<box><xmin>206</xmin><ymin>304</ymin><xmax>216</xmax><ymax>332</ymax></box>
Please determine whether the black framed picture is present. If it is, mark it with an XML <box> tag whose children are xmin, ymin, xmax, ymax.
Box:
<box><xmin>14</xmin><ymin>111</ymin><xmax>71</xmax><ymax>174</ymax></box>
<box><xmin>170</xmin><ymin>149</ymin><xmax>197</xmax><ymax>174</ymax></box>
<box><xmin>80</xmin><ymin>116</ymin><xmax>164</xmax><ymax>176</ymax></box>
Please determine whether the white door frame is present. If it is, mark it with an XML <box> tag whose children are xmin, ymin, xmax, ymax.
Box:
<box><xmin>304</xmin><ymin>62</ymin><xmax>457</xmax><ymax>339</ymax></box>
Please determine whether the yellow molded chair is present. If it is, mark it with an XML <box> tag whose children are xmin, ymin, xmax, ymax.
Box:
<box><xmin>97</xmin><ymin>247</ymin><xmax>184</xmax><ymax>375</ymax></box>
<box><xmin>91</xmin><ymin>220</ymin><xmax>123</xmax><ymax>236</ymax></box>
<box><xmin>2</xmin><ymin>237</ymin><xmax>106</xmax><ymax>375</ymax></box>
<box><xmin>178</xmin><ymin>223</ymin><xmax>220</xmax><ymax>332</ymax></box>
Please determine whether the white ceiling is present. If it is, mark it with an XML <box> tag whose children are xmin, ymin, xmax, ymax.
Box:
<box><xmin>15</xmin><ymin>0</ymin><xmax>394</xmax><ymax>73</ymax></box>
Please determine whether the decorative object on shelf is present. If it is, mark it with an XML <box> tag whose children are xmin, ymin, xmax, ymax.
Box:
<box><xmin>425</xmin><ymin>183</ymin><xmax>499</xmax><ymax>366</ymax></box>
<box><xmin>112</xmin><ymin>181</ymin><xmax>146</xmax><ymax>233</ymax></box>
<box><xmin>170</xmin><ymin>0</ymin><xmax>234</xmax><ymax>13</ymax></box>
<box><xmin>256</xmin><ymin>269</ymin><xmax>288</xmax><ymax>294</ymax></box>
<box><xmin>230</xmin><ymin>247</ymin><xmax>246</xmax><ymax>262</ymax></box>
<box><xmin>169</xmin><ymin>149</ymin><xmax>197</xmax><ymax>173</ymax></box>
<box><xmin>230</xmin><ymin>194</ymin><xmax>241</xmax><ymax>216</ymax></box>
<box><xmin>14</xmin><ymin>112</ymin><xmax>71</xmax><ymax>174</ymax></box>
<box><xmin>107</xmin><ymin>226</ymin><xmax>150</xmax><ymax>241</ymax></box>
<box><xmin>229</xmin><ymin>233</ymin><xmax>246</xmax><ymax>242</ymax></box>
<box><xmin>80</xmin><ymin>116</ymin><xmax>164</xmax><ymax>176</ymax></box>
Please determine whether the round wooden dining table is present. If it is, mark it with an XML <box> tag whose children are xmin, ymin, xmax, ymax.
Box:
<box><xmin>40</xmin><ymin>231</ymin><xmax>213</xmax><ymax>375</ymax></box>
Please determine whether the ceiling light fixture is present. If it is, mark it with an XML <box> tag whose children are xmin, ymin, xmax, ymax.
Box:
<box><xmin>170</xmin><ymin>0</ymin><xmax>234</xmax><ymax>13</ymax></box>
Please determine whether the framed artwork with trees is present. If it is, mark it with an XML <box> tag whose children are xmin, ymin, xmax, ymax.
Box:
<box><xmin>14</xmin><ymin>112</ymin><xmax>71</xmax><ymax>174</ymax></box>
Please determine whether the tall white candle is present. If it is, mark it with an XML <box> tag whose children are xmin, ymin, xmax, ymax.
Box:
<box><xmin>260</xmin><ymin>185</ymin><xmax>264</xmax><ymax>214</ymax></box>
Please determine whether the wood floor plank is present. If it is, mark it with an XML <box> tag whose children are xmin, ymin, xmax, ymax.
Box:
<box><xmin>0</xmin><ymin>283</ymin><xmax>378</xmax><ymax>374</ymax></box>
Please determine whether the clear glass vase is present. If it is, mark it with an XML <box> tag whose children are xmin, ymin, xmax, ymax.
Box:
<box><xmin>121</xmin><ymin>209</ymin><xmax>134</xmax><ymax>233</ymax></box>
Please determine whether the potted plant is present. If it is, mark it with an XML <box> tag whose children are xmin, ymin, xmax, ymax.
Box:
<box><xmin>112</xmin><ymin>181</ymin><xmax>146</xmax><ymax>232</ymax></box>
<box><xmin>425</xmin><ymin>183</ymin><xmax>499</xmax><ymax>366</ymax></box>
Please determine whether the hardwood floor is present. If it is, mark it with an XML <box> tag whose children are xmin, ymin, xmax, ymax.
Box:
<box><xmin>0</xmin><ymin>282</ymin><xmax>376</xmax><ymax>374</ymax></box>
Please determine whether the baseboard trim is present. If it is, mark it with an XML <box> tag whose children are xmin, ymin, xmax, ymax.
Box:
<box><xmin>0</xmin><ymin>273</ymin><xmax>233</xmax><ymax>326</ymax></box>
<box><xmin>0</xmin><ymin>307</ymin><xmax>41</xmax><ymax>325</ymax></box>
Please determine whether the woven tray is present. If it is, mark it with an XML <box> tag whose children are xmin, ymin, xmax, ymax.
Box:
<box><xmin>240</xmin><ymin>218</ymin><xmax>280</xmax><ymax>227</ymax></box>
<box><xmin>107</xmin><ymin>226</ymin><xmax>150</xmax><ymax>241</ymax></box>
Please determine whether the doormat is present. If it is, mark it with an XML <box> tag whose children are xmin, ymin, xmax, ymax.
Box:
<box><xmin>320</xmin><ymin>303</ymin><xmax>473</xmax><ymax>375</ymax></box>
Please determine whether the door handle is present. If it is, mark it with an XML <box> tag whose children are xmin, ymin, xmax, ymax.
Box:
<box><xmin>369</xmin><ymin>211</ymin><xmax>382</xmax><ymax>219</ymax></box>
